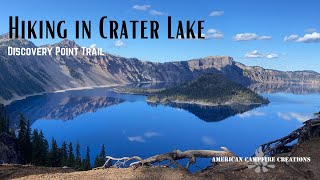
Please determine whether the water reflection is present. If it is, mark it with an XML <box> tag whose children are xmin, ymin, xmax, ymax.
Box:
<box><xmin>6</xmin><ymin>83</ymin><xmax>320</xmax><ymax>127</ymax></box>
<box><xmin>148</xmin><ymin>102</ymin><xmax>262</xmax><ymax>122</ymax></box>
<box><xmin>6</xmin><ymin>91</ymin><xmax>125</xmax><ymax>126</ymax></box>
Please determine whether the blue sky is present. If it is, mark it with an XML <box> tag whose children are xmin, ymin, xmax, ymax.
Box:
<box><xmin>0</xmin><ymin>0</ymin><xmax>319</xmax><ymax>71</ymax></box>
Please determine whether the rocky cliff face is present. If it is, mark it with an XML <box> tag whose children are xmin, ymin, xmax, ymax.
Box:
<box><xmin>0</xmin><ymin>104</ymin><xmax>21</xmax><ymax>164</ymax></box>
<box><xmin>236</xmin><ymin>62</ymin><xmax>320</xmax><ymax>84</ymax></box>
<box><xmin>1</xmin><ymin>34</ymin><xmax>320</xmax><ymax>102</ymax></box>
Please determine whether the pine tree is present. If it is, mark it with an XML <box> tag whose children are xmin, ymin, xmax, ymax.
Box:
<box><xmin>94</xmin><ymin>144</ymin><xmax>108</xmax><ymax>168</ymax></box>
<box><xmin>31</xmin><ymin>129</ymin><xmax>40</xmax><ymax>165</ymax></box>
<box><xmin>75</xmin><ymin>141</ymin><xmax>82</xmax><ymax>170</ymax></box>
<box><xmin>0</xmin><ymin>104</ymin><xmax>9</xmax><ymax>133</ymax></box>
<box><xmin>24</xmin><ymin>119</ymin><xmax>32</xmax><ymax>163</ymax></box>
<box><xmin>49</xmin><ymin>138</ymin><xmax>60</xmax><ymax>167</ymax></box>
<box><xmin>39</xmin><ymin>130</ymin><xmax>49</xmax><ymax>166</ymax></box>
<box><xmin>17</xmin><ymin>114</ymin><xmax>31</xmax><ymax>164</ymax></box>
<box><xmin>67</xmin><ymin>142</ymin><xmax>75</xmax><ymax>167</ymax></box>
<box><xmin>82</xmin><ymin>146</ymin><xmax>91</xmax><ymax>170</ymax></box>
<box><xmin>61</xmin><ymin>141</ymin><xmax>68</xmax><ymax>166</ymax></box>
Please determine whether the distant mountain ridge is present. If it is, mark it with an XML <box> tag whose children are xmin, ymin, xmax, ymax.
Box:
<box><xmin>1</xmin><ymin>33</ymin><xmax>320</xmax><ymax>102</ymax></box>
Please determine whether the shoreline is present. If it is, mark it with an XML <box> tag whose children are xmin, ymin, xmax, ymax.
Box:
<box><xmin>146</xmin><ymin>99</ymin><xmax>266</xmax><ymax>107</ymax></box>
<box><xmin>1</xmin><ymin>83</ymin><xmax>129</xmax><ymax>106</ymax></box>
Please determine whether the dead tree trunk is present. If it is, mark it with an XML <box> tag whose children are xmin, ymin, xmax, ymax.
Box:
<box><xmin>259</xmin><ymin>118</ymin><xmax>320</xmax><ymax>156</ymax></box>
<box><xmin>130</xmin><ymin>147</ymin><xmax>236</xmax><ymax>169</ymax></box>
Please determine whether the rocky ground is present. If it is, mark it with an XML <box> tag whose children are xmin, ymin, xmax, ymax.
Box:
<box><xmin>1</xmin><ymin>137</ymin><xmax>319</xmax><ymax>180</ymax></box>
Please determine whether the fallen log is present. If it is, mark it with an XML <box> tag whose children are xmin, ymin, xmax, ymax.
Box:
<box><xmin>130</xmin><ymin>147</ymin><xmax>236</xmax><ymax>169</ymax></box>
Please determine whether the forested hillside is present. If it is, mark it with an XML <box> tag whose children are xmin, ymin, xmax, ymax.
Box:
<box><xmin>148</xmin><ymin>74</ymin><xmax>269</xmax><ymax>105</ymax></box>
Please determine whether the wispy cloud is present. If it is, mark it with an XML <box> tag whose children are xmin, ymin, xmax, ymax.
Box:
<box><xmin>233</xmin><ymin>33</ymin><xmax>272</xmax><ymax>41</ymax></box>
<box><xmin>209</xmin><ymin>11</ymin><xmax>224</xmax><ymax>17</ymax></box>
<box><xmin>205</xmin><ymin>29</ymin><xmax>224</xmax><ymax>39</ymax></box>
<box><xmin>277</xmin><ymin>112</ymin><xmax>311</xmax><ymax>123</ymax></box>
<box><xmin>114</xmin><ymin>40</ymin><xmax>125</xmax><ymax>47</ymax></box>
<box><xmin>238</xmin><ymin>111</ymin><xmax>266</xmax><ymax>118</ymax></box>
<box><xmin>144</xmin><ymin>131</ymin><xmax>162</xmax><ymax>138</ymax></box>
<box><xmin>284</xmin><ymin>35</ymin><xmax>299</xmax><ymax>42</ymax></box>
<box><xmin>245</xmin><ymin>50</ymin><xmax>279</xmax><ymax>59</ymax></box>
<box><xmin>202</xmin><ymin>136</ymin><xmax>215</xmax><ymax>146</ymax></box>
<box><xmin>284</xmin><ymin>32</ymin><xmax>320</xmax><ymax>43</ymax></box>
<box><xmin>132</xmin><ymin>5</ymin><xmax>151</xmax><ymax>11</ymax></box>
<box><xmin>149</xmin><ymin>10</ymin><xmax>166</xmax><ymax>16</ymax></box>
<box><xmin>128</xmin><ymin>131</ymin><xmax>162</xmax><ymax>143</ymax></box>
<box><xmin>128</xmin><ymin>136</ymin><xmax>145</xmax><ymax>143</ymax></box>
<box><xmin>89</xmin><ymin>44</ymin><xmax>96</xmax><ymax>49</ymax></box>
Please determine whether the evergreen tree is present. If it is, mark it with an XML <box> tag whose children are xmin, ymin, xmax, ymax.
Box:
<box><xmin>17</xmin><ymin>114</ymin><xmax>32</xmax><ymax>164</ymax></box>
<box><xmin>18</xmin><ymin>114</ymin><xmax>27</xmax><ymax>152</ymax></box>
<box><xmin>0</xmin><ymin>104</ymin><xmax>9</xmax><ymax>133</ymax></box>
<box><xmin>0</xmin><ymin>113</ymin><xmax>9</xmax><ymax>133</ymax></box>
<box><xmin>24</xmin><ymin>120</ymin><xmax>33</xmax><ymax>163</ymax></box>
<box><xmin>31</xmin><ymin>129</ymin><xmax>40</xmax><ymax>165</ymax></box>
<box><xmin>49</xmin><ymin>138</ymin><xmax>61</xmax><ymax>167</ymax></box>
<box><xmin>38</xmin><ymin>130</ymin><xmax>49</xmax><ymax>166</ymax></box>
<box><xmin>67</xmin><ymin>142</ymin><xmax>75</xmax><ymax>167</ymax></box>
<box><xmin>61</xmin><ymin>141</ymin><xmax>68</xmax><ymax>166</ymax></box>
<box><xmin>75</xmin><ymin>141</ymin><xmax>82</xmax><ymax>170</ymax></box>
<box><xmin>94</xmin><ymin>144</ymin><xmax>108</xmax><ymax>168</ymax></box>
<box><xmin>82</xmin><ymin>146</ymin><xmax>91</xmax><ymax>170</ymax></box>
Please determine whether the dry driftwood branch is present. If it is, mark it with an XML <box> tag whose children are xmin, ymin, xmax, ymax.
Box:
<box><xmin>259</xmin><ymin>118</ymin><xmax>320</xmax><ymax>156</ymax></box>
<box><xmin>129</xmin><ymin>147</ymin><xmax>236</xmax><ymax>169</ymax></box>
<box><xmin>102</xmin><ymin>156</ymin><xmax>142</xmax><ymax>168</ymax></box>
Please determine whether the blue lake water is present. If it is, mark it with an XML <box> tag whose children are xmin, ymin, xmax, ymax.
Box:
<box><xmin>5</xmin><ymin>86</ymin><xmax>320</xmax><ymax>169</ymax></box>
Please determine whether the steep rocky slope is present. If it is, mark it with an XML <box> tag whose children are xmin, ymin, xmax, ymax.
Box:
<box><xmin>1</xmin><ymin>33</ymin><xmax>320</xmax><ymax>103</ymax></box>
<box><xmin>0</xmin><ymin>104</ymin><xmax>21</xmax><ymax>164</ymax></box>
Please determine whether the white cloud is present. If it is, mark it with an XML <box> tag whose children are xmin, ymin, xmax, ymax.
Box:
<box><xmin>233</xmin><ymin>33</ymin><xmax>272</xmax><ymax>41</ymax></box>
<box><xmin>277</xmin><ymin>112</ymin><xmax>291</xmax><ymax>121</ymax></box>
<box><xmin>245</xmin><ymin>50</ymin><xmax>279</xmax><ymax>59</ymax></box>
<box><xmin>259</xmin><ymin>36</ymin><xmax>273</xmax><ymax>40</ymax></box>
<box><xmin>277</xmin><ymin>112</ymin><xmax>311</xmax><ymax>123</ymax></box>
<box><xmin>284</xmin><ymin>32</ymin><xmax>320</xmax><ymax>43</ymax></box>
<box><xmin>128</xmin><ymin>131</ymin><xmax>162</xmax><ymax>143</ymax></box>
<box><xmin>290</xmin><ymin>113</ymin><xmax>311</xmax><ymax>122</ymax></box>
<box><xmin>209</xmin><ymin>11</ymin><xmax>224</xmax><ymax>17</ymax></box>
<box><xmin>296</xmin><ymin>32</ymin><xmax>320</xmax><ymax>43</ymax></box>
<box><xmin>205</xmin><ymin>29</ymin><xmax>224</xmax><ymax>39</ymax></box>
<box><xmin>89</xmin><ymin>44</ymin><xmax>96</xmax><ymax>49</ymax></box>
<box><xmin>144</xmin><ymin>132</ymin><xmax>161</xmax><ymax>138</ymax></box>
<box><xmin>149</xmin><ymin>10</ymin><xmax>166</xmax><ymax>16</ymax></box>
<box><xmin>238</xmin><ymin>111</ymin><xmax>265</xmax><ymax>118</ymax></box>
<box><xmin>202</xmin><ymin>136</ymin><xmax>215</xmax><ymax>146</ymax></box>
<box><xmin>128</xmin><ymin>136</ymin><xmax>145</xmax><ymax>143</ymax></box>
<box><xmin>284</xmin><ymin>35</ymin><xmax>299</xmax><ymax>42</ymax></box>
<box><xmin>265</xmin><ymin>53</ymin><xmax>279</xmax><ymax>59</ymax></box>
<box><xmin>114</xmin><ymin>40</ymin><xmax>125</xmax><ymax>47</ymax></box>
<box><xmin>132</xmin><ymin>5</ymin><xmax>151</xmax><ymax>11</ymax></box>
